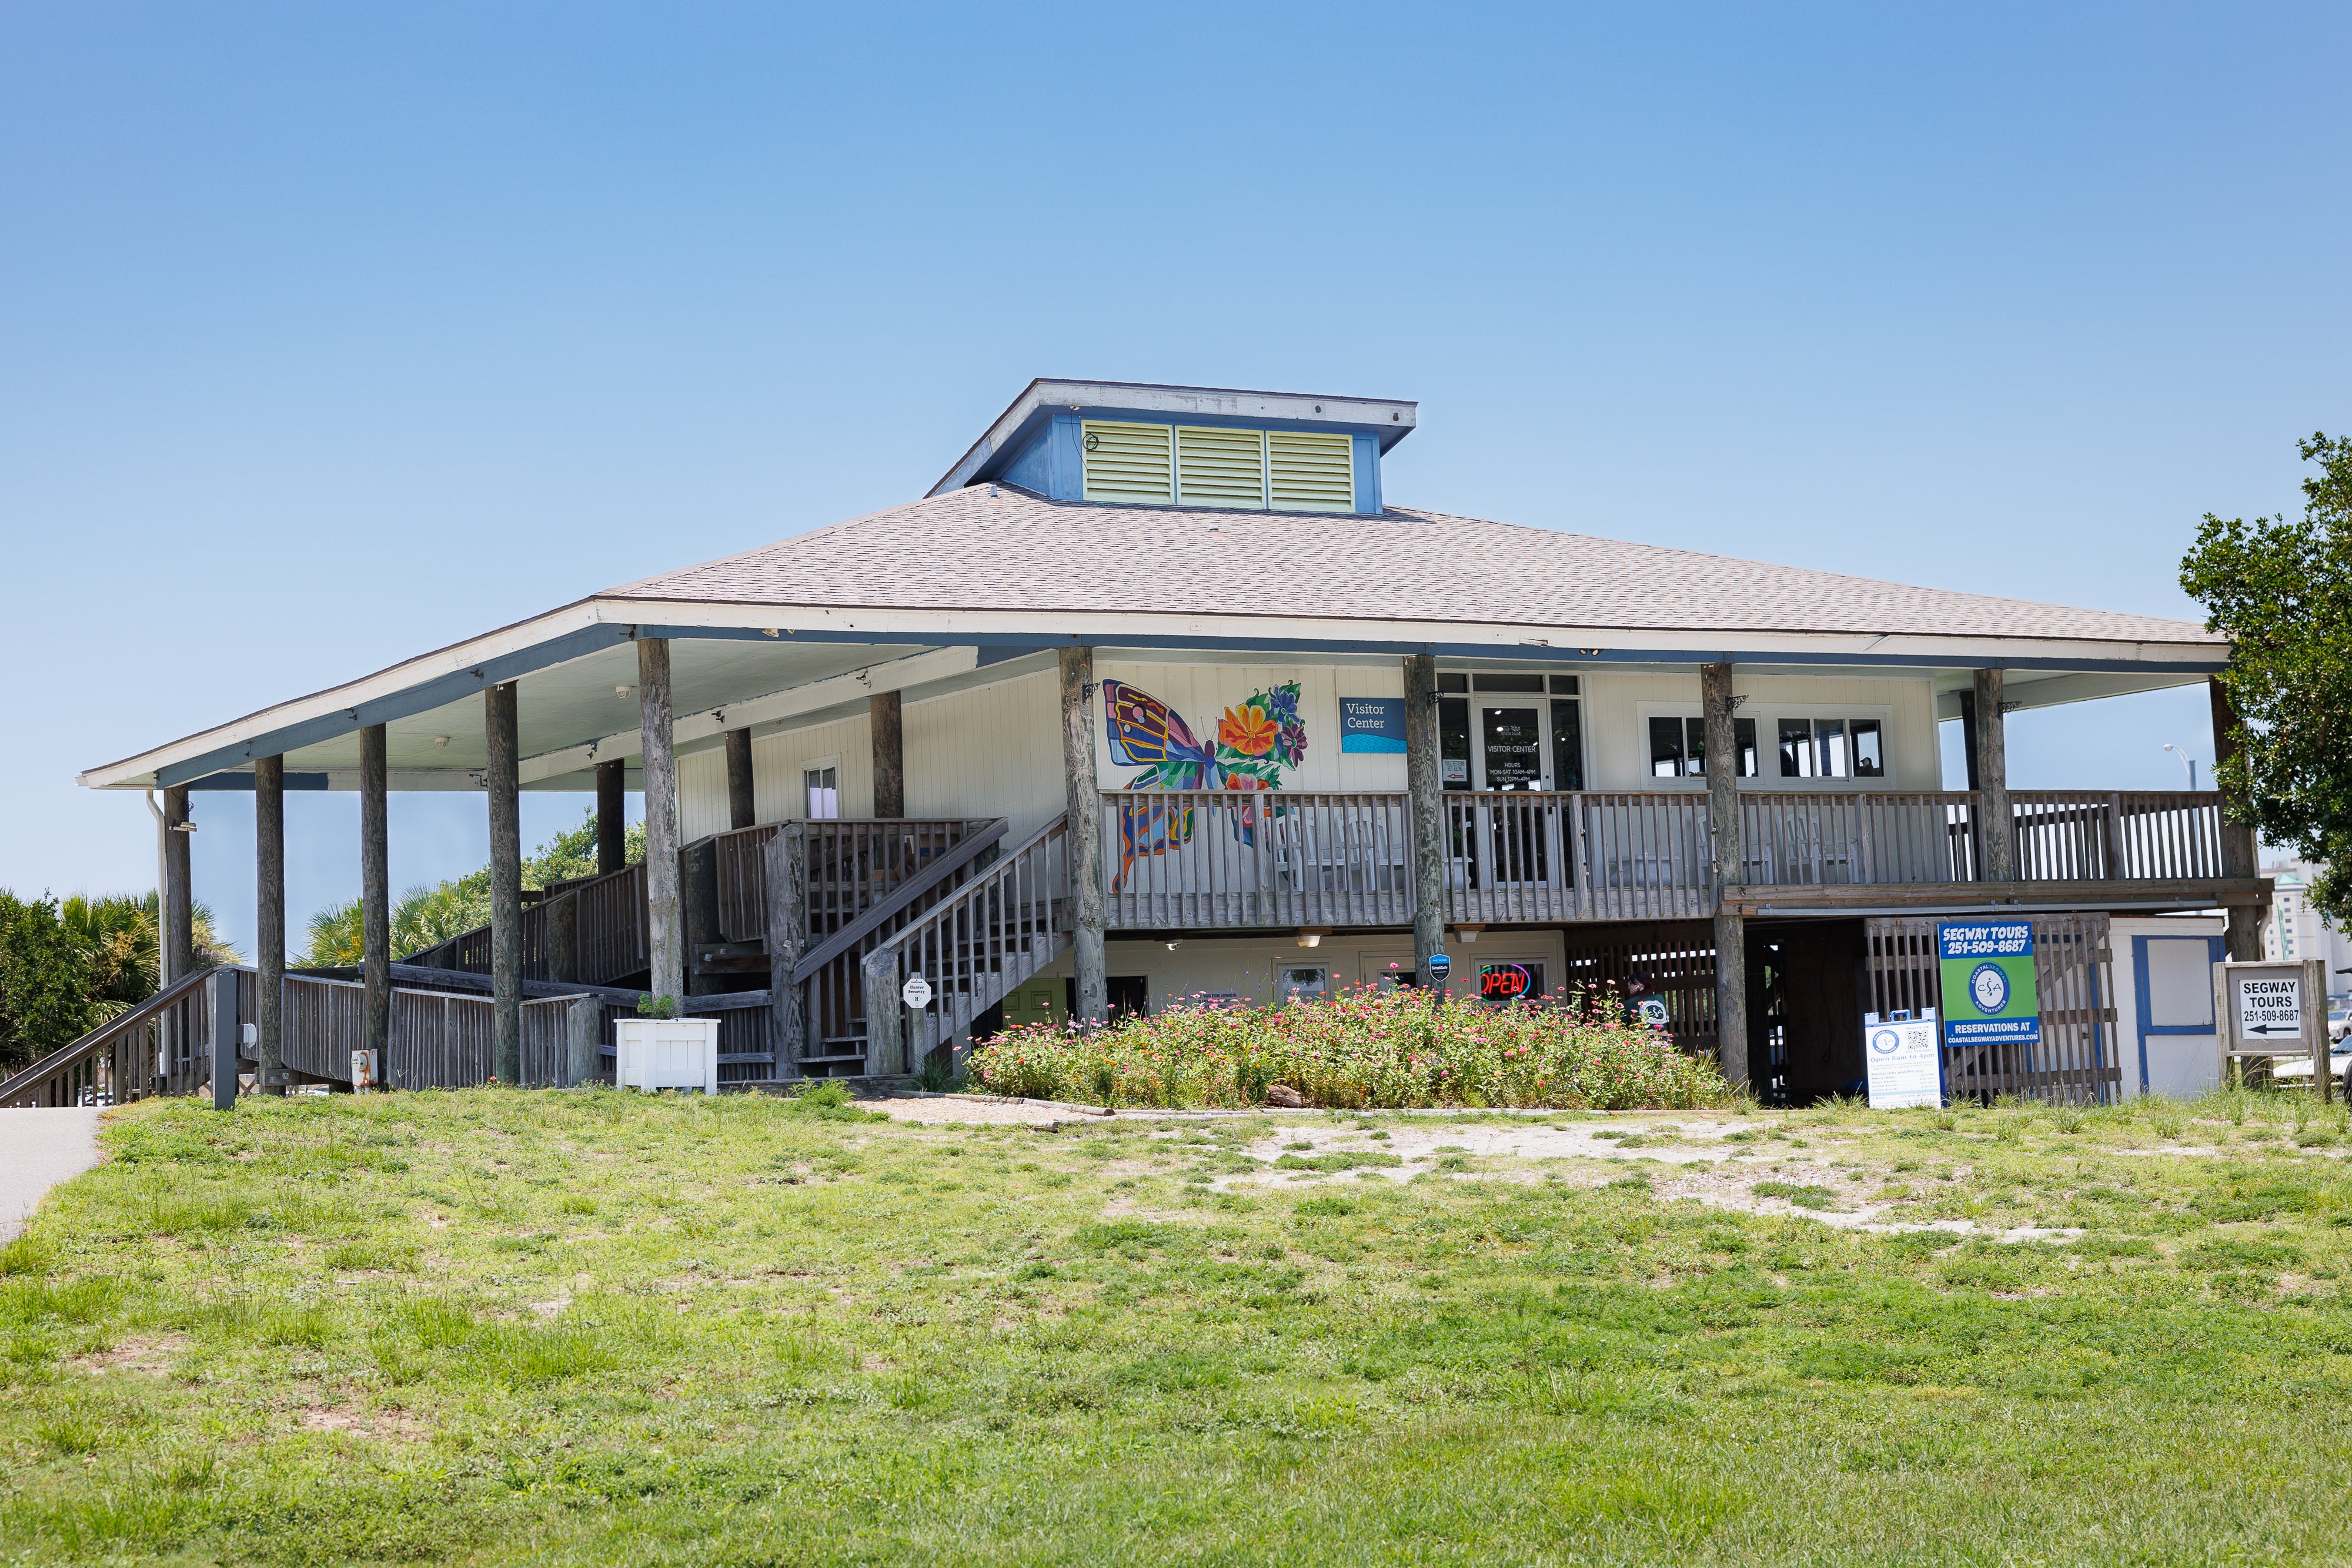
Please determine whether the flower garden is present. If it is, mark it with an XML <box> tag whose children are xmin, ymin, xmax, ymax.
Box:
<box><xmin>967</xmin><ymin>984</ymin><xmax>1733</xmax><ymax>1110</ymax></box>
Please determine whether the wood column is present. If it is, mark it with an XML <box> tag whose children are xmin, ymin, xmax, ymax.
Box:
<box><xmin>1972</xmin><ymin>668</ymin><xmax>2014</xmax><ymax>882</ymax></box>
<box><xmin>485</xmin><ymin>683</ymin><xmax>522</xmax><ymax>1083</ymax></box>
<box><xmin>546</xmin><ymin>892</ymin><xmax>578</xmax><ymax>985</ymax></box>
<box><xmin>870</xmin><ymin>690</ymin><xmax>903</xmax><ymax>820</ymax></box>
<box><xmin>595</xmin><ymin>758</ymin><xmax>626</xmax><ymax>875</ymax></box>
<box><xmin>639</xmin><ymin>638</ymin><xmax>684</xmax><ymax>1008</ymax></box>
<box><xmin>1403</xmin><ymin>654</ymin><xmax>1445</xmax><ymax>987</ymax></box>
<box><xmin>2210</xmin><ymin>676</ymin><xmax>2267</xmax><ymax>959</ymax></box>
<box><xmin>209</xmin><ymin>967</ymin><xmax>239</xmax><ymax>1111</ymax></box>
<box><xmin>1059</xmin><ymin>647</ymin><xmax>1105</xmax><ymax>1027</ymax></box>
<box><xmin>725</xmin><ymin>727</ymin><xmax>756</xmax><ymax>831</ymax></box>
<box><xmin>162</xmin><ymin>784</ymin><xmax>193</xmax><ymax>982</ymax></box>
<box><xmin>1703</xmin><ymin>663</ymin><xmax>1749</xmax><ymax>1091</ymax></box>
<box><xmin>360</xmin><ymin>723</ymin><xmax>390</xmax><ymax>1077</ymax></box>
<box><xmin>766</xmin><ymin>822</ymin><xmax>807</xmax><ymax>1077</ymax></box>
<box><xmin>255</xmin><ymin>754</ymin><xmax>286</xmax><ymax>1093</ymax></box>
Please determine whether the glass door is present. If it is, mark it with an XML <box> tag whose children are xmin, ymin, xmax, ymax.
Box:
<box><xmin>1478</xmin><ymin>705</ymin><xmax>1551</xmax><ymax>884</ymax></box>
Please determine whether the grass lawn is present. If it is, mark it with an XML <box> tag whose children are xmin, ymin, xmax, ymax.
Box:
<box><xmin>4</xmin><ymin>1087</ymin><xmax>2351</xmax><ymax>1566</ymax></box>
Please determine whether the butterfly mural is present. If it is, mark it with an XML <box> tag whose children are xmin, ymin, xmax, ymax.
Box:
<box><xmin>1104</xmin><ymin>679</ymin><xmax>1307</xmax><ymax>888</ymax></box>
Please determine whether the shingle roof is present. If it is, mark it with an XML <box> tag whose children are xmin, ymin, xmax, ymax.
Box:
<box><xmin>602</xmin><ymin>487</ymin><xmax>2221</xmax><ymax>647</ymax></box>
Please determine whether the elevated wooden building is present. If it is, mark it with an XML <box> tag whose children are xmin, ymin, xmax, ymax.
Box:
<box><xmin>70</xmin><ymin>379</ymin><xmax>2262</xmax><ymax>1105</ymax></box>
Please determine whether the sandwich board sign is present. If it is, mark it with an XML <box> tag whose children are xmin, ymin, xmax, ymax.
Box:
<box><xmin>1937</xmin><ymin>920</ymin><xmax>2041</xmax><ymax>1049</ymax></box>
<box><xmin>2216</xmin><ymin>958</ymin><xmax>2331</xmax><ymax>1103</ymax></box>
<box><xmin>1864</xmin><ymin>1011</ymin><xmax>1942</xmax><ymax>1108</ymax></box>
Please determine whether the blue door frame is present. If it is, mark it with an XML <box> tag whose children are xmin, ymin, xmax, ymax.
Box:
<box><xmin>2132</xmin><ymin>933</ymin><xmax>2225</xmax><ymax>1094</ymax></box>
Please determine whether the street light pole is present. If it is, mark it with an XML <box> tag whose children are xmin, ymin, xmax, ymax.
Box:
<box><xmin>2163</xmin><ymin>743</ymin><xmax>2198</xmax><ymax>792</ymax></box>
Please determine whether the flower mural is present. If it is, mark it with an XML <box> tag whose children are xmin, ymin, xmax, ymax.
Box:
<box><xmin>1104</xmin><ymin>679</ymin><xmax>1307</xmax><ymax>886</ymax></box>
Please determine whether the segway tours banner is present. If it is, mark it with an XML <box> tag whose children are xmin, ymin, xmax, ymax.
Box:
<box><xmin>1937</xmin><ymin>920</ymin><xmax>2042</xmax><ymax>1048</ymax></box>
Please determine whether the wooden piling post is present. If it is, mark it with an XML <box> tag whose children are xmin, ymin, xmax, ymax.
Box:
<box><xmin>563</xmin><ymin>994</ymin><xmax>603</xmax><ymax>1088</ymax></box>
<box><xmin>1973</xmin><ymin>668</ymin><xmax>2014</xmax><ymax>882</ymax></box>
<box><xmin>1703</xmin><ymin>663</ymin><xmax>1749</xmax><ymax>1091</ymax></box>
<box><xmin>596</xmin><ymin>758</ymin><xmax>626</xmax><ymax>877</ymax></box>
<box><xmin>360</xmin><ymin>723</ymin><xmax>390</xmax><ymax>1079</ymax></box>
<box><xmin>639</xmin><ymin>639</ymin><xmax>684</xmax><ymax>1009</ymax></box>
<box><xmin>682</xmin><ymin>840</ymin><xmax>720</xmax><ymax>997</ymax></box>
<box><xmin>255</xmin><ymin>754</ymin><xmax>287</xmax><ymax>1093</ymax></box>
<box><xmin>209</xmin><ymin>967</ymin><xmax>240</xmax><ymax>1110</ymax></box>
<box><xmin>486</xmin><ymin>683</ymin><xmax>523</xmax><ymax>1083</ymax></box>
<box><xmin>1060</xmin><ymin>647</ymin><xmax>1105</xmax><ymax>1027</ymax></box>
<box><xmin>2210</xmin><ymin>677</ymin><xmax>2267</xmax><ymax>960</ymax></box>
<box><xmin>725</xmin><ymin>727</ymin><xmax>756</xmax><ymax>831</ymax></box>
<box><xmin>870</xmin><ymin>691</ymin><xmax>903</xmax><ymax>820</ymax></box>
<box><xmin>1403</xmin><ymin>654</ymin><xmax>1445</xmax><ymax>988</ymax></box>
<box><xmin>766</xmin><ymin>822</ymin><xmax>807</xmax><ymax>1078</ymax></box>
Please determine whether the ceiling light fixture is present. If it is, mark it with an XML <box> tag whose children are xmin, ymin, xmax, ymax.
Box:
<box><xmin>432</xmin><ymin>735</ymin><xmax>452</xmax><ymax>748</ymax></box>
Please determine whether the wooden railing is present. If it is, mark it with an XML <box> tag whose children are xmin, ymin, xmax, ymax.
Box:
<box><xmin>710</xmin><ymin>818</ymin><xmax>981</xmax><ymax>945</ymax></box>
<box><xmin>1101</xmin><ymin>787</ymin><xmax>2236</xmax><ymax>930</ymax></box>
<box><xmin>0</xmin><ymin>967</ymin><xmax>222</xmax><ymax>1108</ymax></box>
<box><xmin>864</xmin><ymin>815</ymin><xmax>1073</xmax><ymax>1074</ymax></box>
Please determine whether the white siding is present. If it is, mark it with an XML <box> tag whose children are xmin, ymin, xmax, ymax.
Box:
<box><xmin>906</xmin><ymin>670</ymin><xmax>1064</xmax><ymax>837</ymax></box>
<box><xmin>1581</xmin><ymin>671</ymin><xmax>1941</xmax><ymax>791</ymax></box>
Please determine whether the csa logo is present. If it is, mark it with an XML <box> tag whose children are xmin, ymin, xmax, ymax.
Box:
<box><xmin>1969</xmin><ymin>961</ymin><xmax>2009</xmax><ymax>1015</ymax></box>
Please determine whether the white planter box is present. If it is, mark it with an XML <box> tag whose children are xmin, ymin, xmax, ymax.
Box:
<box><xmin>613</xmin><ymin>1017</ymin><xmax>720</xmax><ymax>1094</ymax></box>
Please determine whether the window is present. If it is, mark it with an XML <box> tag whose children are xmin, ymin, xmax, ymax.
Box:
<box><xmin>1267</xmin><ymin>430</ymin><xmax>1355</xmax><ymax>511</ymax></box>
<box><xmin>1080</xmin><ymin>421</ymin><xmax>1174</xmax><ymax>504</ymax></box>
<box><xmin>1649</xmin><ymin>717</ymin><xmax>1758</xmax><ymax>778</ymax></box>
<box><xmin>1174</xmin><ymin>426</ymin><xmax>1266</xmax><ymax>509</ymax></box>
<box><xmin>1778</xmin><ymin>718</ymin><xmax>1883</xmax><ymax>779</ymax></box>
<box><xmin>1471</xmin><ymin>672</ymin><xmax>1545</xmax><ymax>693</ymax></box>
<box><xmin>803</xmin><ymin>765</ymin><xmax>840</xmax><ymax>820</ymax></box>
<box><xmin>1439</xmin><ymin>696</ymin><xmax>1472</xmax><ymax>788</ymax></box>
<box><xmin>1551</xmin><ymin>696</ymin><xmax>1585</xmax><ymax>790</ymax></box>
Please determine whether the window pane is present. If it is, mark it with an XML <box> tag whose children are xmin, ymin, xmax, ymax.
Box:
<box><xmin>1778</xmin><ymin>719</ymin><xmax>1813</xmax><ymax>777</ymax></box>
<box><xmin>1436</xmin><ymin>673</ymin><xmax>1469</xmax><ymax>693</ymax></box>
<box><xmin>1816</xmin><ymin>720</ymin><xmax>1849</xmax><ymax>778</ymax></box>
<box><xmin>1439</xmin><ymin>698</ymin><xmax>1472</xmax><ymax>788</ymax></box>
<box><xmin>1852</xmin><ymin>720</ymin><xmax>1884</xmax><ymax>778</ymax></box>
<box><xmin>1551</xmin><ymin>699</ymin><xmax>1585</xmax><ymax>790</ymax></box>
<box><xmin>805</xmin><ymin>767</ymin><xmax>839</xmax><ymax>820</ymax></box>
<box><xmin>1684</xmin><ymin>718</ymin><xmax>1708</xmax><ymax>777</ymax></box>
<box><xmin>1549</xmin><ymin>675</ymin><xmax>1581</xmax><ymax>696</ymax></box>
<box><xmin>1649</xmin><ymin>717</ymin><xmax>1686</xmax><ymax>778</ymax></box>
<box><xmin>1735</xmin><ymin>717</ymin><xmax>1759</xmax><ymax>778</ymax></box>
<box><xmin>1472</xmin><ymin>673</ymin><xmax>1545</xmax><ymax>693</ymax></box>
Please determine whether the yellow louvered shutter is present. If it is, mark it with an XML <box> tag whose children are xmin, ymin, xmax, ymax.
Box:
<box><xmin>1268</xmin><ymin>430</ymin><xmax>1355</xmax><ymax>512</ymax></box>
<box><xmin>1081</xmin><ymin>421</ymin><xmax>1173</xmax><ymax>504</ymax></box>
<box><xmin>1175</xmin><ymin>426</ymin><xmax>1266</xmax><ymax>509</ymax></box>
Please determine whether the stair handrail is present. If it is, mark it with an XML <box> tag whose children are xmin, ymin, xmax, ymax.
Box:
<box><xmin>0</xmin><ymin>964</ymin><xmax>230</xmax><ymax>1106</ymax></box>
<box><xmin>862</xmin><ymin>813</ymin><xmax>1071</xmax><ymax>1072</ymax></box>
<box><xmin>790</xmin><ymin>818</ymin><xmax>1010</xmax><ymax>984</ymax></box>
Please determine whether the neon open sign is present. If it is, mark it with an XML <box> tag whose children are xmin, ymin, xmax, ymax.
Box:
<box><xmin>1479</xmin><ymin>963</ymin><xmax>1535</xmax><ymax>1001</ymax></box>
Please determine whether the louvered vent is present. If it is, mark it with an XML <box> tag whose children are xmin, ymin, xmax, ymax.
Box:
<box><xmin>1268</xmin><ymin>431</ymin><xmax>1355</xmax><ymax>512</ymax></box>
<box><xmin>1081</xmin><ymin>421</ymin><xmax>1173</xmax><ymax>504</ymax></box>
<box><xmin>1175</xmin><ymin>426</ymin><xmax>1266</xmax><ymax>509</ymax></box>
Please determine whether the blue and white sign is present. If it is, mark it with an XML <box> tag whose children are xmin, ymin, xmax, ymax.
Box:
<box><xmin>1865</xmin><ymin>1012</ymin><xmax>1942</xmax><ymax>1109</ymax></box>
<box><xmin>1341</xmin><ymin>697</ymin><xmax>1406</xmax><ymax>753</ymax></box>
<box><xmin>1426</xmin><ymin>951</ymin><xmax>1451</xmax><ymax>982</ymax></box>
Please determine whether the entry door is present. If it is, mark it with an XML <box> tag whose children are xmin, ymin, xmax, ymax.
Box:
<box><xmin>1477</xmin><ymin>706</ymin><xmax>1552</xmax><ymax>884</ymax></box>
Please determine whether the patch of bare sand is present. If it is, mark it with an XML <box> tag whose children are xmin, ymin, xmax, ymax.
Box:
<box><xmin>853</xmin><ymin>1090</ymin><xmax>1107</xmax><ymax>1128</ymax></box>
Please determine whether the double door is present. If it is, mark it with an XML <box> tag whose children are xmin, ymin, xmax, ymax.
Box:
<box><xmin>1441</xmin><ymin>700</ymin><xmax>1567</xmax><ymax>887</ymax></box>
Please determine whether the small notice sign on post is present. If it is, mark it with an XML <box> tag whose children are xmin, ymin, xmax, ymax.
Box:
<box><xmin>1865</xmin><ymin>1011</ymin><xmax>1942</xmax><ymax>1109</ymax></box>
<box><xmin>2215</xmin><ymin>958</ymin><xmax>2331</xmax><ymax>1103</ymax></box>
<box><xmin>900</xmin><ymin>973</ymin><xmax>933</xmax><ymax>1011</ymax></box>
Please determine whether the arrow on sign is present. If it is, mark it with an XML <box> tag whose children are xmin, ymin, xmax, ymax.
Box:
<box><xmin>2245</xmin><ymin>1022</ymin><xmax>2296</xmax><ymax>1035</ymax></box>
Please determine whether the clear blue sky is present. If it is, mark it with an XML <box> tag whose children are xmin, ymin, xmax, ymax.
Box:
<box><xmin>4</xmin><ymin>4</ymin><xmax>2345</xmax><ymax>958</ymax></box>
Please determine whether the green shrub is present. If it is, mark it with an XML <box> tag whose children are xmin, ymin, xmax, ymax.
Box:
<box><xmin>966</xmin><ymin>984</ymin><xmax>1731</xmax><ymax>1111</ymax></box>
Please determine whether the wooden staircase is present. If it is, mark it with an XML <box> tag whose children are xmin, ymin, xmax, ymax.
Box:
<box><xmin>860</xmin><ymin>814</ymin><xmax>1073</xmax><ymax>1075</ymax></box>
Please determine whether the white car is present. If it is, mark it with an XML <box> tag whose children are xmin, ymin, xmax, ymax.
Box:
<box><xmin>2331</xmin><ymin>1005</ymin><xmax>2349</xmax><ymax>1044</ymax></box>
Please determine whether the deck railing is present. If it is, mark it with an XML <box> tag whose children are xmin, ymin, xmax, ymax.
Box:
<box><xmin>1100</xmin><ymin>787</ymin><xmax>2234</xmax><ymax>928</ymax></box>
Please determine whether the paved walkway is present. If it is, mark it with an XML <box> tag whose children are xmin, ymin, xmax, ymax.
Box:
<box><xmin>2</xmin><ymin>1108</ymin><xmax>104</xmax><ymax>1243</ymax></box>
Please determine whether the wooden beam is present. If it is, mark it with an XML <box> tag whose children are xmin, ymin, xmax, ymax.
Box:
<box><xmin>766</xmin><ymin>822</ymin><xmax>807</xmax><ymax>1078</ymax></box>
<box><xmin>360</xmin><ymin>723</ymin><xmax>389</xmax><ymax>1076</ymax></box>
<box><xmin>546</xmin><ymin>891</ymin><xmax>578</xmax><ymax>986</ymax></box>
<box><xmin>209</xmin><ymin>967</ymin><xmax>239</xmax><ymax>1111</ymax></box>
<box><xmin>1730</xmin><ymin>876</ymin><xmax>2271</xmax><ymax>916</ymax></box>
<box><xmin>870</xmin><ymin>690</ymin><xmax>903</xmax><ymax>820</ymax></box>
<box><xmin>162</xmin><ymin>784</ymin><xmax>193</xmax><ymax>983</ymax></box>
<box><xmin>595</xmin><ymin>758</ymin><xmax>626</xmax><ymax>875</ymax></box>
<box><xmin>1973</xmin><ymin>668</ymin><xmax>2013</xmax><ymax>882</ymax></box>
<box><xmin>681</xmin><ymin>839</ymin><xmax>720</xmax><ymax>997</ymax></box>
<box><xmin>563</xmin><ymin>994</ymin><xmax>602</xmax><ymax>1088</ymax></box>
<box><xmin>1403</xmin><ymin>654</ymin><xmax>1444</xmax><ymax>987</ymax></box>
<box><xmin>485</xmin><ymin>683</ymin><xmax>522</xmax><ymax>1083</ymax></box>
<box><xmin>1060</xmin><ymin>647</ymin><xmax>1105</xmax><ymax>1026</ymax></box>
<box><xmin>639</xmin><ymin>639</ymin><xmax>684</xmax><ymax>1008</ymax></box>
<box><xmin>1702</xmin><ymin>662</ymin><xmax>1749</xmax><ymax>1091</ymax></box>
<box><xmin>255</xmin><ymin>753</ymin><xmax>286</xmax><ymax>1094</ymax></box>
<box><xmin>725</xmin><ymin>727</ymin><xmax>756</xmax><ymax>831</ymax></box>
<box><xmin>2209</xmin><ymin>676</ymin><xmax>2266</xmax><ymax>959</ymax></box>
<box><xmin>1957</xmin><ymin>688</ymin><xmax>1982</xmax><ymax>791</ymax></box>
